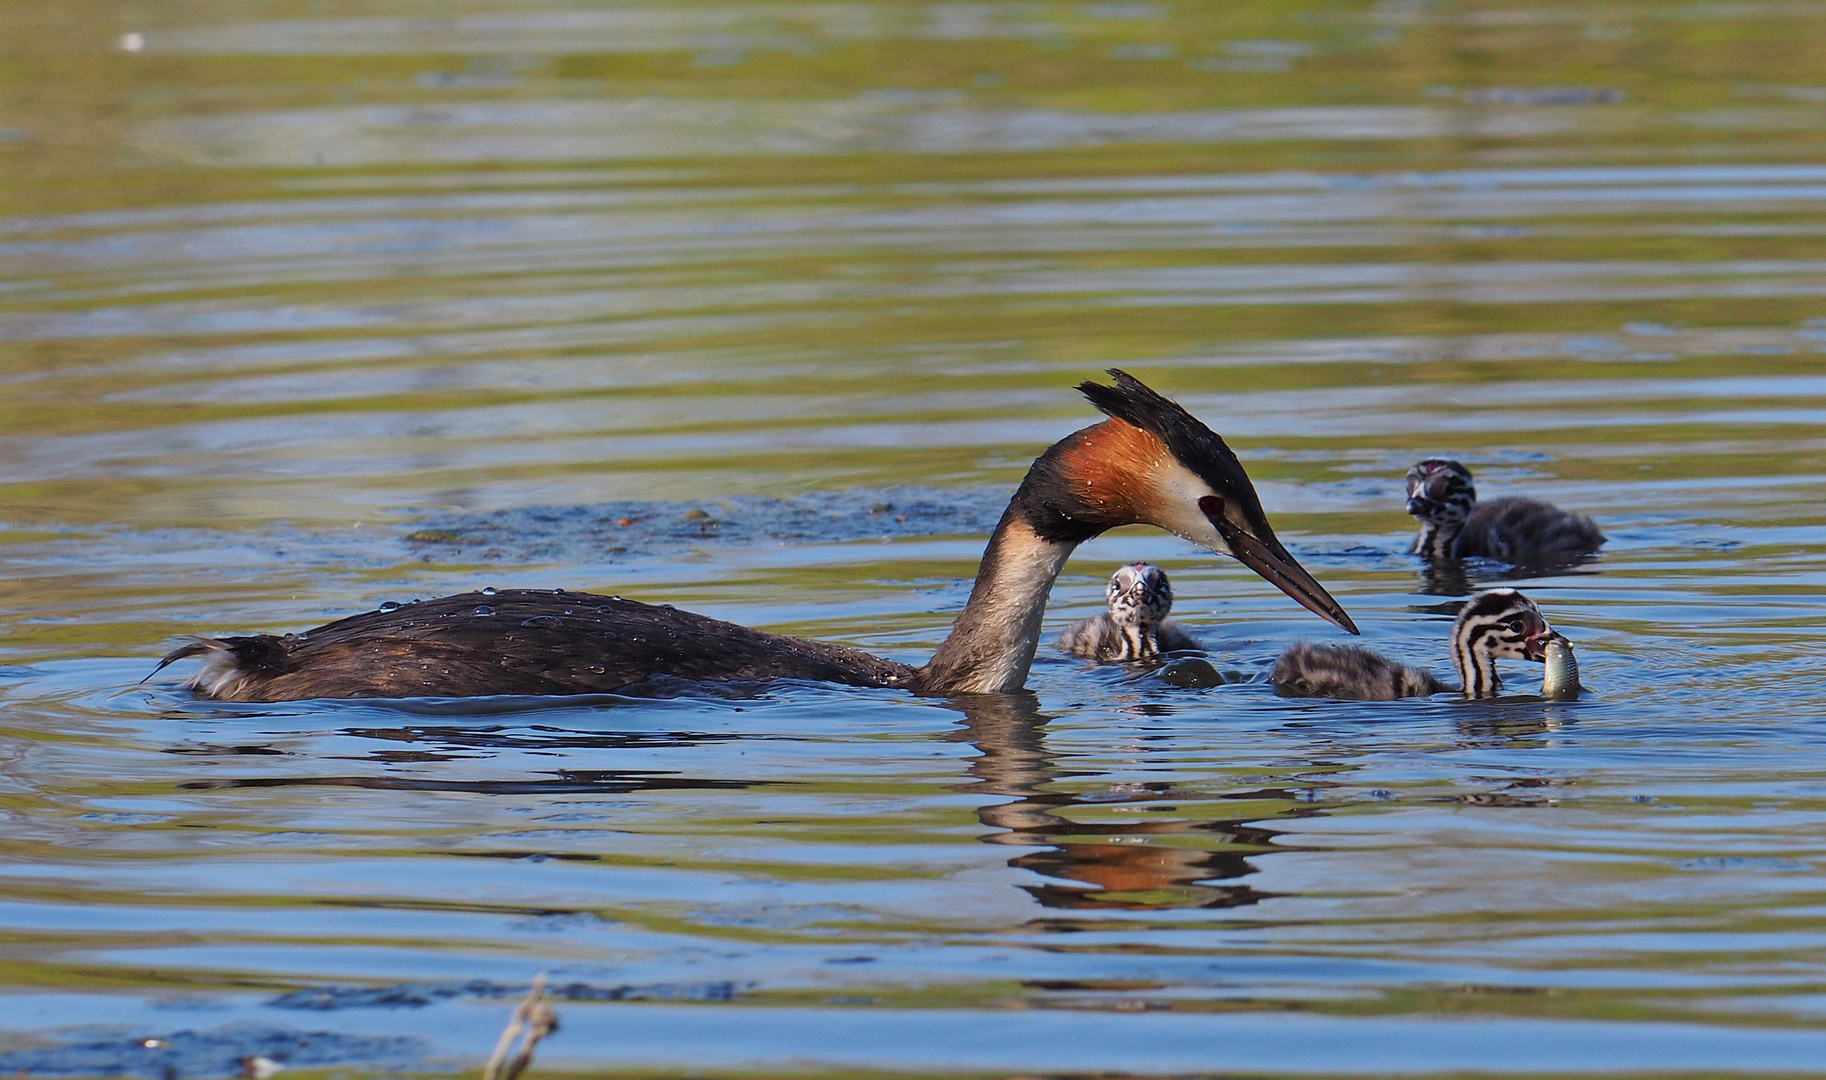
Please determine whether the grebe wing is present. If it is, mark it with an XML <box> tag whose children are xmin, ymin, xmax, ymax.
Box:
<box><xmin>162</xmin><ymin>590</ymin><xmax>915</xmax><ymax>702</ymax></box>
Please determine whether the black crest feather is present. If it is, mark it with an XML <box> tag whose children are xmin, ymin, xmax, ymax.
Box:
<box><xmin>1076</xmin><ymin>369</ymin><xmax>1261</xmax><ymax>509</ymax></box>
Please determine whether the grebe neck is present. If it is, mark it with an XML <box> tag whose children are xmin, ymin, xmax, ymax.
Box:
<box><xmin>917</xmin><ymin>508</ymin><xmax>1076</xmax><ymax>695</ymax></box>
<box><xmin>1450</xmin><ymin>606</ymin><xmax>1502</xmax><ymax>698</ymax></box>
<box><xmin>1413</xmin><ymin>518</ymin><xmax>1462</xmax><ymax>560</ymax></box>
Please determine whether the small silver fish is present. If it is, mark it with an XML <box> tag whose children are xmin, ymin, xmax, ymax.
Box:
<box><xmin>1542</xmin><ymin>634</ymin><xmax>1580</xmax><ymax>700</ymax></box>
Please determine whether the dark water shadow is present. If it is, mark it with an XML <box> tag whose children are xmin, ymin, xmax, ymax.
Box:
<box><xmin>142</xmin><ymin>683</ymin><xmax>774</xmax><ymax>722</ymax></box>
<box><xmin>267</xmin><ymin>977</ymin><xmax>740</xmax><ymax>1011</ymax></box>
<box><xmin>0</xmin><ymin>1025</ymin><xmax>424</xmax><ymax>1079</ymax></box>
<box><xmin>332</xmin><ymin>723</ymin><xmax>757</xmax><ymax>751</ymax></box>
<box><xmin>406</xmin><ymin>486</ymin><xmax>1010</xmax><ymax>564</ymax></box>
<box><xmin>179</xmin><ymin>770</ymin><xmax>760</xmax><ymax>795</ymax></box>
<box><xmin>1416</xmin><ymin>553</ymin><xmax>1605</xmax><ymax>597</ymax></box>
<box><xmin>161</xmin><ymin>725</ymin><xmax>758</xmax><ymax>762</ymax></box>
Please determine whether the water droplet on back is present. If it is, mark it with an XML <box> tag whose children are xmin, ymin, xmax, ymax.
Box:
<box><xmin>481</xmin><ymin>587</ymin><xmax>498</xmax><ymax>597</ymax></box>
<box><xmin>378</xmin><ymin>601</ymin><xmax>401</xmax><ymax>612</ymax></box>
<box><xmin>474</xmin><ymin>605</ymin><xmax>494</xmax><ymax>616</ymax></box>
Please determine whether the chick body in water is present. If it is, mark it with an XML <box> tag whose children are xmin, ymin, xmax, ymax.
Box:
<box><xmin>1058</xmin><ymin>563</ymin><xmax>1200</xmax><ymax>662</ymax></box>
<box><xmin>1273</xmin><ymin>588</ymin><xmax>1555</xmax><ymax>701</ymax></box>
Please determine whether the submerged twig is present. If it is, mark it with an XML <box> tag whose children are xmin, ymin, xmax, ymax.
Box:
<box><xmin>482</xmin><ymin>973</ymin><xmax>561</xmax><ymax>1080</ymax></box>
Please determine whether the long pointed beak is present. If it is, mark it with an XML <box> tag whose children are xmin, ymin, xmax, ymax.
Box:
<box><xmin>1215</xmin><ymin>521</ymin><xmax>1359</xmax><ymax>635</ymax></box>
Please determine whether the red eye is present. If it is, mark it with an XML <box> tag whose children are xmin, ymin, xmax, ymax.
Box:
<box><xmin>1198</xmin><ymin>495</ymin><xmax>1225</xmax><ymax>517</ymax></box>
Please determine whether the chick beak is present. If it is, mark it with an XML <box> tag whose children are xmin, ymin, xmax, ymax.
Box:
<box><xmin>1405</xmin><ymin>471</ymin><xmax>1444</xmax><ymax>516</ymax></box>
<box><xmin>1522</xmin><ymin>626</ymin><xmax>1556</xmax><ymax>662</ymax></box>
<box><xmin>1200</xmin><ymin>496</ymin><xmax>1358</xmax><ymax>635</ymax></box>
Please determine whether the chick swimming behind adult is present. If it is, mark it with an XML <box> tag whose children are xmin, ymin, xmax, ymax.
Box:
<box><xmin>1272</xmin><ymin>588</ymin><xmax>1557</xmax><ymax>700</ymax></box>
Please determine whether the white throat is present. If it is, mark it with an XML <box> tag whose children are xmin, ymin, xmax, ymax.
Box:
<box><xmin>919</xmin><ymin>512</ymin><xmax>1076</xmax><ymax>694</ymax></box>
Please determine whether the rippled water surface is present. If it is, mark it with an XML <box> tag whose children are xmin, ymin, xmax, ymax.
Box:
<box><xmin>6</xmin><ymin>0</ymin><xmax>1826</xmax><ymax>1075</ymax></box>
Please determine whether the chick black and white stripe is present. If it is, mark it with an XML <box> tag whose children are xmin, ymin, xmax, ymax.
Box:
<box><xmin>1406</xmin><ymin>459</ymin><xmax>1605</xmax><ymax>564</ymax></box>
<box><xmin>1058</xmin><ymin>563</ymin><xmax>1201</xmax><ymax>662</ymax></box>
<box><xmin>1272</xmin><ymin>588</ymin><xmax>1554</xmax><ymax>700</ymax></box>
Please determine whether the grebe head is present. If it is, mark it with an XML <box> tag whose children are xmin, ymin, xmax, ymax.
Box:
<box><xmin>1106</xmin><ymin>563</ymin><xmax>1173</xmax><ymax>629</ymax></box>
<box><xmin>1448</xmin><ymin>588</ymin><xmax>1553</xmax><ymax>698</ymax></box>
<box><xmin>1458</xmin><ymin>588</ymin><xmax>1554</xmax><ymax>661</ymax></box>
<box><xmin>1405</xmin><ymin>458</ymin><xmax>1477</xmax><ymax>526</ymax></box>
<box><xmin>1026</xmin><ymin>370</ymin><xmax>1356</xmax><ymax>634</ymax></box>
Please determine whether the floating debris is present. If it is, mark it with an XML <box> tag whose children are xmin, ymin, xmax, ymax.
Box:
<box><xmin>482</xmin><ymin>974</ymin><xmax>560</xmax><ymax>1080</ymax></box>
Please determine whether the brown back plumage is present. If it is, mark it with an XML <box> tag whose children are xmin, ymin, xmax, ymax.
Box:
<box><xmin>157</xmin><ymin>591</ymin><xmax>916</xmax><ymax>702</ymax></box>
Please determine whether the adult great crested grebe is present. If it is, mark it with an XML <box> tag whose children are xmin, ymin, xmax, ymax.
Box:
<box><xmin>1271</xmin><ymin>588</ymin><xmax>1555</xmax><ymax>700</ymax></box>
<box><xmin>153</xmin><ymin>370</ymin><xmax>1357</xmax><ymax>701</ymax></box>
<box><xmin>1058</xmin><ymin>563</ymin><xmax>1201</xmax><ymax>662</ymax></box>
<box><xmin>1406</xmin><ymin>459</ymin><xmax>1605</xmax><ymax>564</ymax></box>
